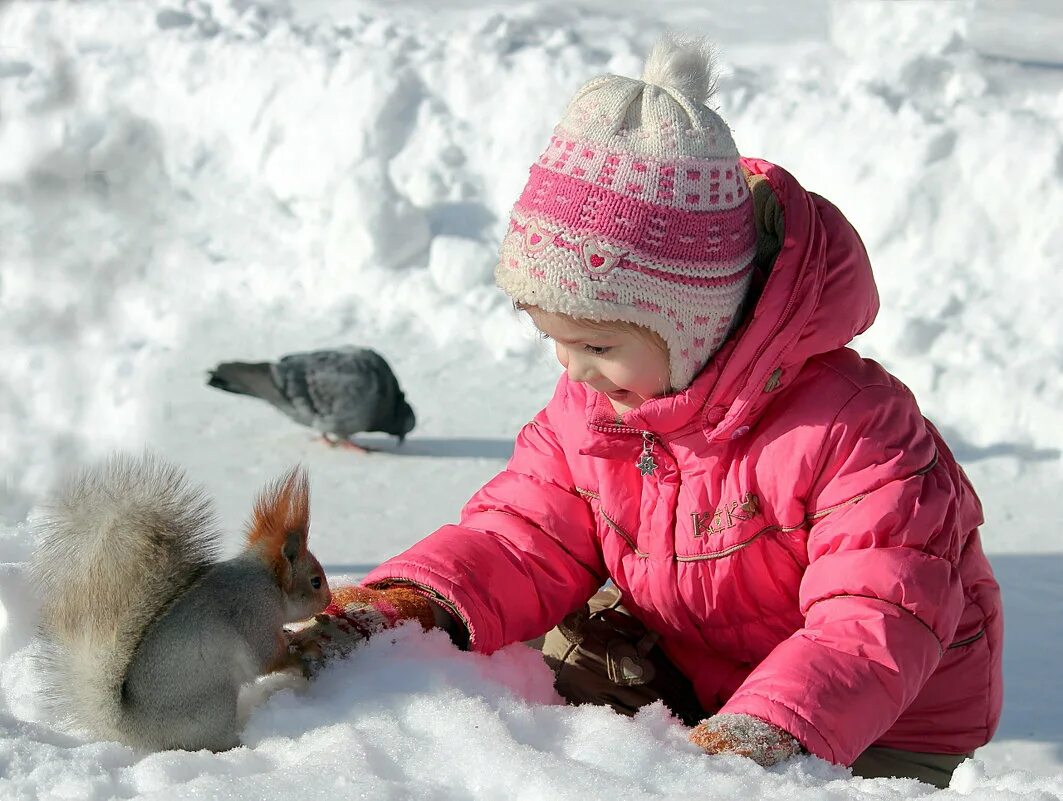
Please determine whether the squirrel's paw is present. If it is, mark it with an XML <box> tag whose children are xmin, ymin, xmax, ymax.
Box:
<box><xmin>689</xmin><ymin>713</ymin><xmax>801</xmax><ymax>767</ymax></box>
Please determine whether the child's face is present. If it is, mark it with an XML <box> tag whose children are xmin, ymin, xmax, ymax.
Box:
<box><xmin>527</xmin><ymin>308</ymin><xmax>670</xmax><ymax>415</ymax></box>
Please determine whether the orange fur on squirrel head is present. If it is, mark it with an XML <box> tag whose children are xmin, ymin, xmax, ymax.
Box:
<box><xmin>247</xmin><ymin>467</ymin><xmax>312</xmax><ymax>590</ymax></box>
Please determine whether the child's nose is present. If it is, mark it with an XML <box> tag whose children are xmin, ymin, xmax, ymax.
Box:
<box><xmin>564</xmin><ymin>352</ymin><xmax>597</xmax><ymax>384</ymax></box>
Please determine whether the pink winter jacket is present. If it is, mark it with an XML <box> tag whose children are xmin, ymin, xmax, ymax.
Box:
<box><xmin>366</xmin><ymin>158</ymin><xmax>1003</xmax><ymax>766</ymax></box>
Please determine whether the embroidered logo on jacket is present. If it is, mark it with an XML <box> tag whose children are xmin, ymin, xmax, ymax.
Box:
<box><xmin>691</xmin><ymin>492</ymin><xmax>760</xmax><ymax>538</ymax></box>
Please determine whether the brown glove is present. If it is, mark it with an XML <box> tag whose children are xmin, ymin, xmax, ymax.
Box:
<box><xmin>689</xmin><ymin>713</ymin><xmax>802</xmax><ymax>767</ymax></box>
<box><xmin>282</xmin><ymin>584</ymin><xmax>438</xmax><ymax>678</ymax></box>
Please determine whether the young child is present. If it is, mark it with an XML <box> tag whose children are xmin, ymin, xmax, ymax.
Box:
<box><xmin>290</xmin><ymin>36</ymin><xmax>1003</xmax><ymax>787</ymax></box>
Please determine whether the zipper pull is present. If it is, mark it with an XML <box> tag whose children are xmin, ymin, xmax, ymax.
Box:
<box><xmin>636</xmin><ymin>432</ymin><xmax>658</xmax><ymax>476</ymax></box>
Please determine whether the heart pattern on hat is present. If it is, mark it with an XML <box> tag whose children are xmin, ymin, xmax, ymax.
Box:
<box><xmin>524</xmin><ymin>220</ymin><xmax>551</xmax><ymax>253</ymax></box>
<box><xmin>580</xmin><ymin>235</ymin><xmax>624</xmax><ymax>280</ymax></box>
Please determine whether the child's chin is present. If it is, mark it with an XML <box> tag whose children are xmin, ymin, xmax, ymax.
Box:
<box><xmin>605</xmin><ymin>391</ymin><xmax>642</xmax><ymax>414</ymax></box>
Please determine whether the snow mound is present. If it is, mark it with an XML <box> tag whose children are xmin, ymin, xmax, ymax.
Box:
<box><xmin>2</xmin><ymin>623</ymin><xmax>1057</xmax><ymax>800</ymax></box>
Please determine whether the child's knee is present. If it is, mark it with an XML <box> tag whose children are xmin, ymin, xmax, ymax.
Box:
<box><xmin>850</xmin><ymin>746</ymin><xmax>973</xmax><ymax>788</ymax></box>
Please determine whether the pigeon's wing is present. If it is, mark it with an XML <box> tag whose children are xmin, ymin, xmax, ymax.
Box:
<box><xmin>281</xmin><ymin>349</ymin><xmax>391</xmax><ymax>438</ymax></box>
<box><xmin>270</xmin><ymin>354</ymin><xmax>331</xmax><ymax>429</ymax></box>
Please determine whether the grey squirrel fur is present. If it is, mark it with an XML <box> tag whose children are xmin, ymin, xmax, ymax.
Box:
<box><xmin>30</xmin><ymin>454</ymin><xmax>331</xmax><ymax>752</ymax></box>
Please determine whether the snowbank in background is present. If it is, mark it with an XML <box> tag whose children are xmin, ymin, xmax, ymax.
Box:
<box><xmin>2</xmin><ymin>0</ymin><xmax>1060</xmax><ymax>519</ymax></box>
<box><xmin>968</xmin><ymin>0</ymin><xmax>1063</xmax><ymax>66</ymax></box>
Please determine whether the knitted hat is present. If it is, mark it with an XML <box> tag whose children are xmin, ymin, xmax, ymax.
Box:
<box><xmin>495</xmin><ymin>36</ymin><xmax>757</xmax><ymax>391</ymax></box>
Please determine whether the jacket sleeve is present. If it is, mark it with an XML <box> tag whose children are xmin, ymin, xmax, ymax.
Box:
<box><xmin>718</xmin><ymin>384</ymin><xmax>968</xmax><ymax>765</ymax></box>
<box><xmin>364</xmin><ymin>382</ymin><xmax>606</xmax><ymax>654</ymax></box>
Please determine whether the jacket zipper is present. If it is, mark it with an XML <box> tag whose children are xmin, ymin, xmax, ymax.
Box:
<box><xmin>636</xmin><ymin>431</ymin><xmax>658</xmax><ymax>476</ymax></box>
<box><xmin>590</xmin><ymin>422</ymin><xmax>661</xmax><ymax>478</ymax></box>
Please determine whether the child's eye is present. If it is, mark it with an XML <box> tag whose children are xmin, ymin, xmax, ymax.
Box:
<box><xmin>584</xmin><ymin>345</ymin><xmax>611</xmax><ymax>355</ymax></box>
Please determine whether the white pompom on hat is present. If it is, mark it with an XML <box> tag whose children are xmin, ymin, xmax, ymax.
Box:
<box><xmin>496</xmin><ymin>34</ymin><xmax>756</xmax><ymax>392</ymax></box>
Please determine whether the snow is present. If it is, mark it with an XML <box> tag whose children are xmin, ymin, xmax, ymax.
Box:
<box><xmin>1</xmin><ymin>0</ymin><xmax>1062</xmax><ymax>798</ymax></box>
<box><xmin>968</xmin><ymin>0</ymin><xmax>1063</xmax><ymax>67</ymax></box>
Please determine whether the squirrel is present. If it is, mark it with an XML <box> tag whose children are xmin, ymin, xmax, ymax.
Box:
<box><xmin>30</xmin><ymin>453</ymin><xmax>331</xmax><ymax>752</ymax></box>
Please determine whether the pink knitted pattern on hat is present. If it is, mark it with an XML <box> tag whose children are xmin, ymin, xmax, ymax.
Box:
<box><xmin>495</xmin><ymin>74</ymin><xmax>757</xmax><ymax>391</ymax></box>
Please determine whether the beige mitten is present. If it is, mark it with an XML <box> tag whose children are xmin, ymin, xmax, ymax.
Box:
<box><xmin>690</xmin><ymin>713</ymin><xmax>802</xmax><ymax>767</ymax></box>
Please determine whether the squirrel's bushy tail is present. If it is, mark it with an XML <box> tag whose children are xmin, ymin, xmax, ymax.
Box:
<box><xmin>31</xmin><ymin>453</ymin><xmax>219</xmax><ymax>742</ymax></box>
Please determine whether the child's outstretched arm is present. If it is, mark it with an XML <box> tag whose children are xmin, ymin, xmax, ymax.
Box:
<box><xmin>360</xmin><ymin>379</ymin><xmax>606</xmax><ymax>654</ymax></box>
<box><xmin>697</xmin><ymin>383</ymin><xmax>979</xmax><ymax>767</ymax></box>
<box><xmin>282</xmin><ymin>584</ymin><xmax>453</xmax><ymax>677</ymax></box>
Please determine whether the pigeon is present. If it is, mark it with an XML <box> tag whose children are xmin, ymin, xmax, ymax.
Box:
<box><xmin>207</xmin><ymin>347</ymin><xmax>416</xmax><ymax>450</ymax></box>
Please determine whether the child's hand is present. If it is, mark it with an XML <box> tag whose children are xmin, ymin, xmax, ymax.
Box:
<box><xmin>282</xmin><ymin>609</ymin><xmax>366</xmax><ymax>678</ymax></box>
<box><xmin>689</xmin><ymin>713</ymin><xmax>801</xmax><ymax>767</ymax></box>
<box><xmin>282</xmin><ymin>584</ymin><xmax>438</xmax><ymax>678</ymax></box>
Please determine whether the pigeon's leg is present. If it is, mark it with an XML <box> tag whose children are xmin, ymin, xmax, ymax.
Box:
<box><xmin>337</xmin><ymin>438</ymin><xmax>375</xmax><ymax>454</ymax></box>
<box><xmin>320</xmin><ymin>433</ymin><xmax>374</xmax><ymax>453</ymax></box>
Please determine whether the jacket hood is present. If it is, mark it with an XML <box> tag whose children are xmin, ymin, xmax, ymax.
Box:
<box><xmin>583</xmin><ymin>157</ymin><xmax>880</xmax><ymax>441</ymax></box>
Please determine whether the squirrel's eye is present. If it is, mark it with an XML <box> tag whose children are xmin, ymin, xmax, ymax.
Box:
<box><xmin>310</xmin><ymin>576</ymin><xmax>322</xmax><ymax>589</ymax></box>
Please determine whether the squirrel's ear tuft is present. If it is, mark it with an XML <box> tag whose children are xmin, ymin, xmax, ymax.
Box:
<box><xmin>247</xmin><ymin>467</ymin><xmax>310</xmax><ymax>569</ymax></box>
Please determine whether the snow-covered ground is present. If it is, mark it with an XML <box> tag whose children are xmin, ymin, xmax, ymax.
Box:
<box><xmin>1</xmin><ymin>0</ymin><xmax>1062</xmax><ymax>798</ymax></box>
